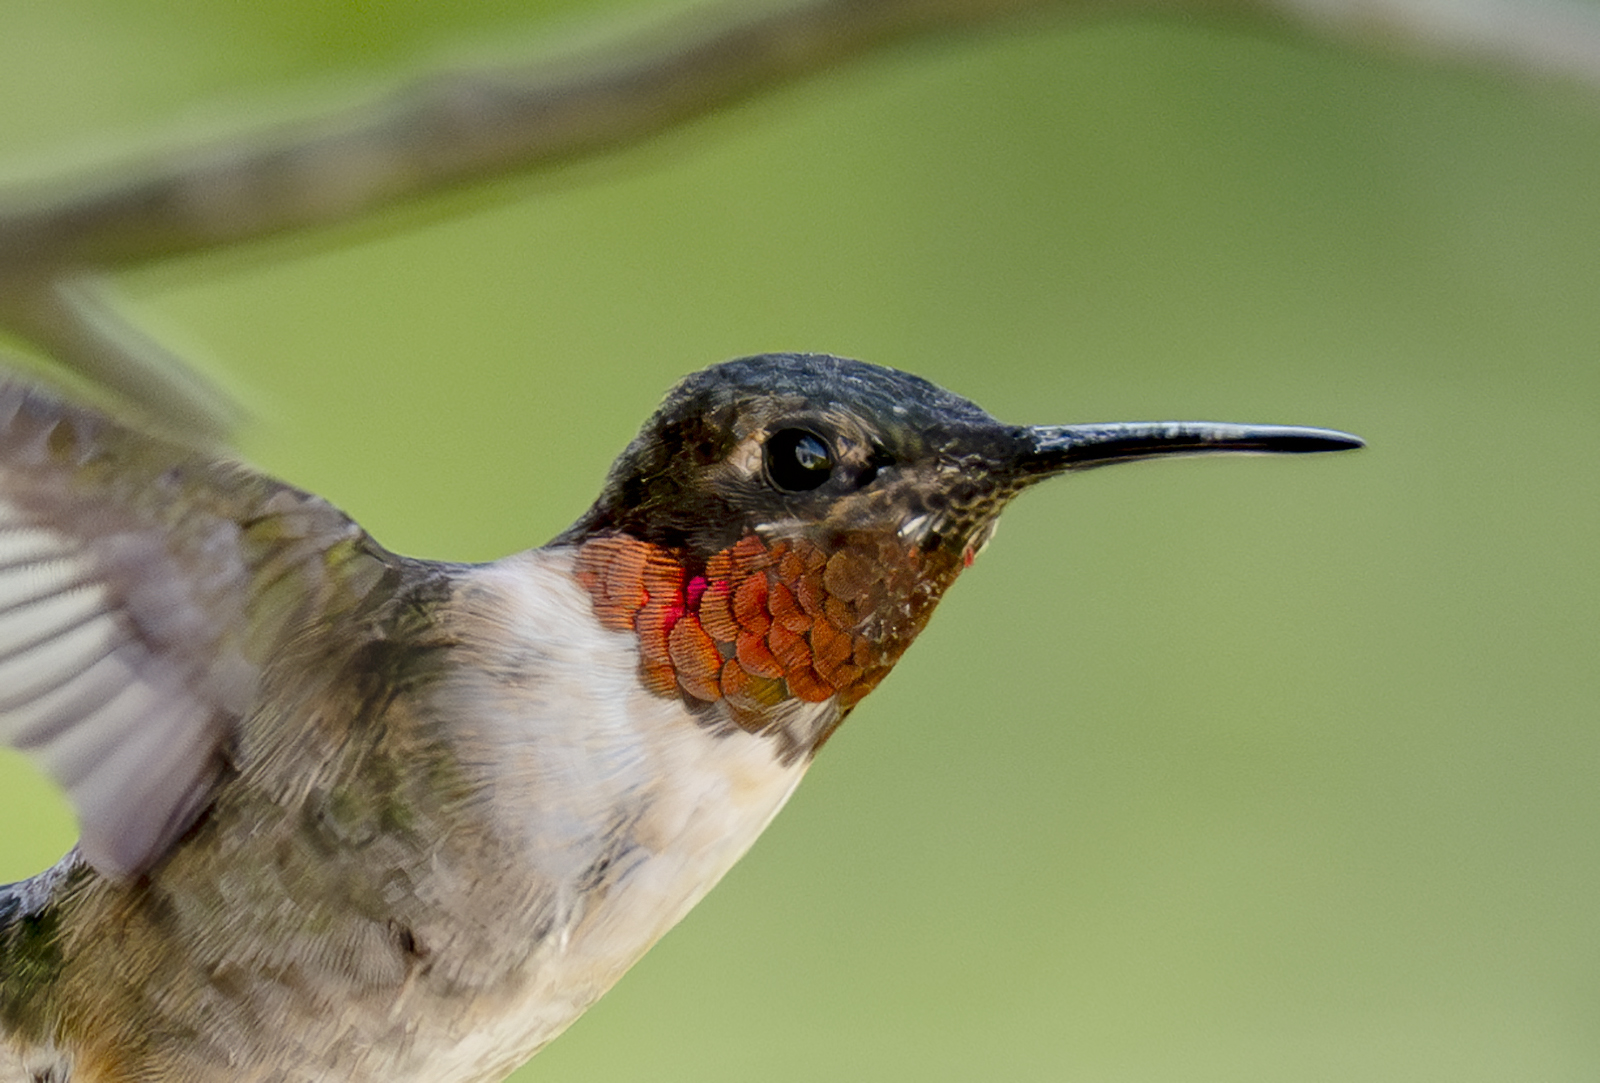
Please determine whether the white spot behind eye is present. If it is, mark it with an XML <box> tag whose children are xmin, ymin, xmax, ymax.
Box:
<box><xmin>728</xmin><ymin>436</ymin><xmax>765</xmax><ymax>478</ymax></box>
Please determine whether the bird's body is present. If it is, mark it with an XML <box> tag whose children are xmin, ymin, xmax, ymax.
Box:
<box><xmin>0</xmin><ymin>354</ymin><xmax>1359</xmax><ymax>1082</ymax></box>
<box><xmin>1</xmin><ymin>549</ymin><xmax>808</xmax><ymax>1082</ymax></box>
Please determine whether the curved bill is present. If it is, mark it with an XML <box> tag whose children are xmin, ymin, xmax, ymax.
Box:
<box><xmin>1018</xmin><ymin>421</ymin><xmax>1364</xmax><ymax>477</ymax></box>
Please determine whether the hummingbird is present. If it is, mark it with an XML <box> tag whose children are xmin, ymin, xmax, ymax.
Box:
<box><xmin>0</xmin><ymin>352</ymin><xmax>1359</xmax><ymax>1082</ymax></box>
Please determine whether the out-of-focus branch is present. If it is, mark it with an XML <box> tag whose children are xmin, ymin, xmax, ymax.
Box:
<box><xmin>0</xmin><ymin>0</ymin><xmax>1066</xmax><ymax>271</ymax></box>
<box><xmin>0</xmin><ymin>275</ymin><xmax>245</xmax><ymax>436</ymax></box>
<box><xmin>1</xmin><ymin>0</ymin><xmax>1598</xmax><ymax>438</ymax></box>
<box><xmin>1266</xmin><ymin>0</ymin><xmax>1600</xmax><ymax>84</ymax></box>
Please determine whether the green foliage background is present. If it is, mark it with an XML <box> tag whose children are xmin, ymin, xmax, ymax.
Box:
<box><xmin>2</xmin><ymin>2</ymin><xmax>1598</xmax><ymax>1079</ymax></box>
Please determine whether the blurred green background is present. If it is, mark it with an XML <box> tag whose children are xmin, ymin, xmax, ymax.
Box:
<box><xmin>2</xmin><ymin>2</ymin><xmax>1598</xmax><ymax>1080</ymax></box>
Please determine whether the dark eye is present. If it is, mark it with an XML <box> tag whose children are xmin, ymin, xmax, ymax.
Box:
<box><xmin>765</xmin><ymin>428</ymin><xmax>834</xmax><ymax>492</ymax></box>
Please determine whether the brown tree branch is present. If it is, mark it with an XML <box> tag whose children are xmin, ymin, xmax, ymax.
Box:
<box><xmin>0</xmin><ymin>0</ymin><xmax>1072</xmax><ymax>272</ymax></box>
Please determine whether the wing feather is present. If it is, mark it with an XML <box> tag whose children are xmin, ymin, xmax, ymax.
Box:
<box><xmin>0</xmin><ymin>379</ymin><xmax>392</xmax><ymax>878</ymax></box>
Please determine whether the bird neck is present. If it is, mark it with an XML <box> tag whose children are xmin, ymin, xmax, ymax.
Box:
<box><xmin>568</xmin><ymin>526</ymin><xmax>967</xmax><ymax>754</ymax></box>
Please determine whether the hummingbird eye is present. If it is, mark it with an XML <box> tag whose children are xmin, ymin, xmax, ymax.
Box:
<box><xmin>764</xmin><ymin>428</ymin><xmax>834</xmax><ymax>492</ymax></box>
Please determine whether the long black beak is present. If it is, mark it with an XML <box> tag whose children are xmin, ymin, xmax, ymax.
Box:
<box><xmin>1020</xmin><ymin>421</ymin><xmax>1364</xmax><ymax>477</ymax></box>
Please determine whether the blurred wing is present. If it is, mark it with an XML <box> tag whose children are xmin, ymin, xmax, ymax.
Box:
<box><xmin>0</xmin><ymin>379</ymin><xmax>389</xmax><ymax>879</ymax></box>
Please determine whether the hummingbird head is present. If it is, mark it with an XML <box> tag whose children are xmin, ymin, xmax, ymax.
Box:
<box><xmin>556</xmin><ymin>354</ymin><xmax>1359</xmax><ymax>755</ymax></box>
<box><xmin>561</xmin><ymin>353</ymin><xmax>1032</xmax><ymax>561</ymax></box>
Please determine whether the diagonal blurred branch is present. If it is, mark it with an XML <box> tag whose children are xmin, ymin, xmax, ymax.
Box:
<box><xmin>0</xmin><ymin>274</ymin><xmax>245</xmax><ymax>437</ymax></box>
<box><xmin>1</xmin><ymin>0</ymin><xmax>1598</xmax><ymax>439</ymax></box>
<box><xmin>1267</xmin><ymin>0</ymin><xmax>1600</xmax><ymax>83</ymax></box>
<box><xmin>0</xmin><ymin>0</ymin><xmax>1064</xmax><ymax>273</ymax></box>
